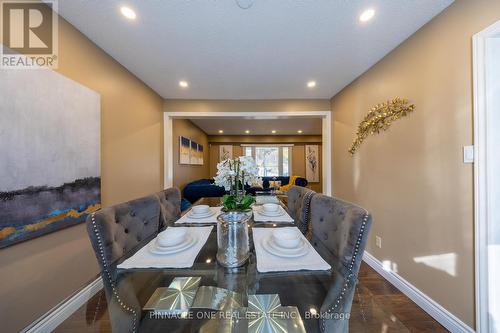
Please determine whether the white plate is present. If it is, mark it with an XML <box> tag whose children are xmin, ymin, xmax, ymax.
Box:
<box><xmin>155</xmin><ymin>234</ymin><xmax>193</xmax><ymax>250</ymax></box>
<box><xmin>187</xmin><ymin>209</ymin><xmax>215</xmax><ymax>219</ymax></box>
<box><xmin>261</xmin><ymin>237</ymin><xmax>309</xmax><ymax>258</ymax></box>
<box><xmin>258</xmin><ymin>207</ymin><xmax>285</xmax><ymax>217</ymax></box>
<box><xmin>149</xmin><ymin>235</ymin><xmax>197</xmax><ymax>255</ymax></box>
<box><xmin>267</xmin><ymin>237</ymin><xmax>308</xmax><ymax>254</ymax></box>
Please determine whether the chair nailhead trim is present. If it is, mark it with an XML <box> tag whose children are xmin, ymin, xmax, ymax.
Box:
<box><xmin>91</xmin><ymin>213</ymin><xmax>137</xmax><ymax>332</ymax></box>
<box><xmin>320</xmin><ymin>213</ymin><xmax>369</xmax><ymax>332</ymax></box>
<box><xmin>299</xmin><ymin>190</ymin><xmax>315</xmax><ymax>236</ymax></box>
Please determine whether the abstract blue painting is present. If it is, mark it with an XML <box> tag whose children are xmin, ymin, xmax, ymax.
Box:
<box><xmin>0</xmin><ymin>69</ymin><xmax>101</xmax><ymax>248</ymax></box>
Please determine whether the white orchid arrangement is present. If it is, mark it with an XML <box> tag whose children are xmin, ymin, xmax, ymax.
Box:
<box><xmin>214</xmin><ymin>156</ymin><xmax>260</xmax><ymax>211</ymax></box>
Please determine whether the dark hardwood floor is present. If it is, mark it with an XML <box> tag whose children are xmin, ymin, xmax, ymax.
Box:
<box><xmin>351</xmin><ymin>264</ymin><xmax>448</xmax><ymax>333</ymax></box>
<box><xmin>55</xmin><ymin>263</ymin><xmax>448</xmax><ymax>332</ymax></box>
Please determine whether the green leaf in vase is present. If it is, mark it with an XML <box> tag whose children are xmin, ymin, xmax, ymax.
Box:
<box><xmin>222</xmin><ymin>194</ymin><xmax>237</xmax><ymax>210</ymax></box>
<box><xmin>238</xmin><ymin>194</ymin><xmax>255</xmax><ymax>210</ymax></box>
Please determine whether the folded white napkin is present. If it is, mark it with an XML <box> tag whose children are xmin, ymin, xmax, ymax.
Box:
<box><xmin>253</xmin><ymin>227</ymin><xmax>331</xmax><ymax>273</ymax></box>
<box><xmin>252</xmin><ymin>205</ymin><xmax>294</xmax><ymax>223</ymax></box>
<box><xmin>117</xmin><ymin>226</ymin><xmax>213</xmax><ymax>269</ymax></box>
<box><xmin>175</xmin><ymin>206</ymin><xmax>223</xmax><ymax>224</ymax></box>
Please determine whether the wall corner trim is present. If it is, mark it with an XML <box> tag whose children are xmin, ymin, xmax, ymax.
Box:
<box><xmin>362</xmin><ymin>252</ymin><xmax>474</xmax><ymax>333</ymax></box>
<box><xmin>472</xmin><ymin>19</ymin><xmax>500</xmax><ymax>333</ymax></box>
<box><xmin>22</xmin><ymin>277</ymin><xmax>103</xmax><ymax>333</ymax></box>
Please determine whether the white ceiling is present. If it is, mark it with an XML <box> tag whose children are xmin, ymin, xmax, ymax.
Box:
<box><xmin>191</xmin><ymin>117</ymin><xmax>322</xmax><ymax>135</ymax></box>
<box><xmin>56</xmin><ymin>0</ymin><xmax>452</xmax><ymax>99</ymax></box>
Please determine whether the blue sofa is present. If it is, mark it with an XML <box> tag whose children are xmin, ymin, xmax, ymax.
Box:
<box><xmin>183</xmin><ymin>176</ymin><xmax>309</xmax><ymax>203</ymax></box>
<box><xmin>183</xmin><ymin>179</ymin><xmax>226</xmax><ymax>203</ymax></box>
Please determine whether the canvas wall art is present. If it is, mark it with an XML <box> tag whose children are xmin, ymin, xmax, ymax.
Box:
<box><xmin>219</xmin><ymin>145</ymin><xmax>233</xmax><ymax>162</ymax></box>
<box><xmin>305</xmin><ymin>145</ymin><xmax>320</xmax><ymax>183</ymax></box>
<box><xmin>190</xmin><ymin>141</ymin><xmax>198</xmax><ymax>165</ymax></box>
<box><xmin>179</xmin><ymin>136</ymin><xmax>191</xmax><ymax>165</ymax></box>
<box><xmin>195</xmin><ymin>144</ymin><xmax>204</xmax><ymax>165</ymax></box>
<box><xmin>0</xmin><ymin>70</ymin><xmax>101</xmax><ymax>248</ymax></box>
<box><xmin>189</xmin><ymin>141</ymin><xmax>204</xmax><ymax>165</ymax></box>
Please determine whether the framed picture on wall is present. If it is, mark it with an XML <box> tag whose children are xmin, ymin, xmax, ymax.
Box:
<box><xmin>305</xmin><ymin>145</ymin><xmax>320</xmax><ymax>183</ymax></box>
<box><xmin>219</xmin><ymin>145</ymin><xmax>233</xmax><ymax>161</ymax></box>
<box><xmin>189</xmin><ymin>141</ymin><xmax>204</xmax><ymax>165</ymax></box>
<box><xmin>190</xmin><ymin>141</ymin><xmax>198</xmax><ymax>165</ymax></box>
<box><xmin>197</xmin><ymin>144</ymin><xmax>204</xmax><ymax>165</ymax></box>
<box><xmin>0</xmin><ymin>69</ymin><xmax>101</xmax><ymax>248</ymax></box>
<box><xmin>179</xmin><ymin>136</ymin><xmax>191</xmax><ymax>165</ymax></box>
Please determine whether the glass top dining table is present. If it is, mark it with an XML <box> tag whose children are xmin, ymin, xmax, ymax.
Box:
<box><xmin>103</xmin><ymin>197</ymin><xmax>352</xmax><ymax>333</ymax></box>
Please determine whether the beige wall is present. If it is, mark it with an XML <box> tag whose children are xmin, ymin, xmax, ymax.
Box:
<box><xmin>172</xmin><ymin>119</ymin><xmax>210</xmax><ymax>190</ymax></box>
<box><xmin>164</xmin><ymin>99</ymin><xmax>330</xmax><ymax>113</ymax></box>
<box><xmin>0</xmin><ymin>10</ymin><xmax>164</xmax><ymax>333</ymax></box>
<box><xmin>208</xmin><ymin>136</ymin><xmax>323</xmax><ymax>193</ymax></box>
<box><xmin>330</xmin><ymin>0</ymin><xmax>500</xmax><ymax>327</ymax></box>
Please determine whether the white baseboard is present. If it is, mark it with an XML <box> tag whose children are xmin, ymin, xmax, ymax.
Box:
<box><xmin>362</xmin><ymin>252</ymin><xmax>474</xmax><ymax>333</ymax></box>
<box><xmin>22</xmin><ymin>277</ymin><xmax>103</xmax><ymax>333</ymax></box>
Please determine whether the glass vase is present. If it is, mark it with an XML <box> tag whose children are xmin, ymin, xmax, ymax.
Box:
<box><xmin>216</xmin><ymin>211</ymin><xmax>251</xmax><ymax>268</ymax></box>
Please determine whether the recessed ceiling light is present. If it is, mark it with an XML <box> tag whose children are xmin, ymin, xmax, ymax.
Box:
<box><xmin>179</xmin><ymin>80</ymin><xmax>189</xmax><ymax>88</ymax></box>
<box><xmin>359</xmin><ymin>9</ymin><xmax>375</xmax><ymax>22</ymax></box>
<box><xmin>271</xmin><ymin>130</ymin><xmax>277</xmax><ymax>134</ymax></box>
<box><xmin>307</xmin><ymin>81</ymin><xmax>316</xmax><ymax>88</ymax></box>
<box><xmin>297</xmin><ymin>130</ymin><xmax>303</xmax><ymax>134</ymax></box>
<box><xmin>120</xmin><ymin>6</ymin><xmax>136</xmax><ymax>20</ymax></box>
<box><xmin>218</xmin><ymin>130</ymin><xmax>224</xmax><ymax>134</ymax></box>
<box><xmin>245</xmin><ymin>130</ymin><xmax>250</xmax><ymax>134</ymax></box>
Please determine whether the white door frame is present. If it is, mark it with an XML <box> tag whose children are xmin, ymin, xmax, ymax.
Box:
<box><xmin>163</xmin><ymin>111</ymin><xmax>332</xmax><ymax>196</ymax></box>
<box><xmin>473</xmin><ymin>20</ymin><xmax>500</xmax><ymax>333</ymax></box>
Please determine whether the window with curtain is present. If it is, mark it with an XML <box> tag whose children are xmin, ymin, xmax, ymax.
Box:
<box><xmin>243</xmin><ymin>145</ymin><xmax>292</xmax><ymax>177</ymax></box>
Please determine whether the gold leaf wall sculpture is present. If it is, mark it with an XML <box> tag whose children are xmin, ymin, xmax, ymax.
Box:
<box><xmin>349</xmin><ymin>97</ymin><xmax>415</xmax><ymax>155</ymax></box>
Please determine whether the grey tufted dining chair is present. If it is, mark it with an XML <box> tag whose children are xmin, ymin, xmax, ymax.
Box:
<box><xmin>287</xmin><ymin>185</ymin><xmax>316</xmax><ymax>235</ymax></box>
<box><xmin>309</xmin><ymin>194</ymin><xmax>373</xmax><ymax>333</ymax></box>
<box><xmin>86</xmin><ymin>194</ymin><xmax>166</xmax><ymax>333</ymax></box>
<box><xmin>155</xmin><ymin>187</ymin><xmax>182</xmax><ymax>230</ymax></box>
<box><xmin>86</xmin><ymin>195</ymin><xmax>162</xmax><ymax>270</ymax></box>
